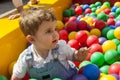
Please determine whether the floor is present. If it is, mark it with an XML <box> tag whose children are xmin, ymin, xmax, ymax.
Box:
<box><xmin>0</xmin><ymin>0</ymin><xmax>28</xmax><ymax>14</ymax></box>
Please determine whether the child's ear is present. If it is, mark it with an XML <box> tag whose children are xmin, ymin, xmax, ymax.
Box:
<box><xmin>26</xmin><ymin>35</ymin><xmax>34</xmax><ymax>42</ymax></box>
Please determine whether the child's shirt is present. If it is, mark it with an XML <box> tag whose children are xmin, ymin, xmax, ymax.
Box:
<box><xmin>12</xmin><ymin>40</ymin><xmax>75</xmax><ymax>78</ymax></box>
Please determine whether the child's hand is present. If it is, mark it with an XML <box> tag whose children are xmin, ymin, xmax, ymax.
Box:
<box><xmin>8</xmin><ymin>13</ymin><xmax>20</xmax><ymax>20</ymax></box>
<box><xmin>74</xmin><ymin>47</ymin><xmax>90</xmax><ymax>62</ymax></box>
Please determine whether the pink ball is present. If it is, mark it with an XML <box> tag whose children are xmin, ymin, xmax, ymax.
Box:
<box><xmin>68</xmin><ymin>39</ymin><xmax>80</xmax><ymax>50</ymax></box>
<box><xmin>58</xmin><ymin>30</ymin><xmax>68</xmax><ymax>40</ymax></box>
<box><xmin>65</xmin><ymin>21</ymin><xmax>77</xmax><ymax>33</ymax></box>
<box><xmin>103</xmin><ymin>8</ymin><xmax>111</xmax><ymax>15</ymax></box>
<box><xmin>69</xmin><ymin>16</ymin><xmax>77</xmax><ymax>22</ymax></box>
<box><xmin>85</xmin><ymin>8</ymin><xmax>92</xmax><ymax>14</ymax></box>
<box><xmin>77</xmin><ymin>20</ymin><xmax>88</xmax><ymax>30</ymax></box>
<box><xmin>86</xmin><ymin>35</ymin><xmax>99</xmax><ymax>47</ymax></box>
<box><xmin>107</xmin><ymin>18</ymin><xmax>115</xmax><ymax>26</ymax></box>
<box><xmin>75</xmin><ymin>6</ymin><xmax>83</xmax><ymax>15</ymax></box>
<box><xmin>94</xmin><ymin>20</ymin><xmax>106</xmax><ymax>30</ymax></box>
<box><xmin>75</xmin><ymin>31</ymin><xmax>88</xmax><ymax>44</ymax></box>
<box><xmin>90</xmin><ymin>44</ymin><xmax>103</xmax><ymax>54</ymax></box>
<box><xmin>108</xmin><ymin>63</ymin><xmax>120</xmax><ymax>75</ymax></box>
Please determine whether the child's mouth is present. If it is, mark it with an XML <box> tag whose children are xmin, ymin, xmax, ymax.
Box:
<box><xmin>52</xmin><ymin>40</ymin><xmax>57</xmax><ymax>43</ymax></box>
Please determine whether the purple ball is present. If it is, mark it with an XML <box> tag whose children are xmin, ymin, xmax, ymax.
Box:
<box><xmin>72</xmin><ymin>74</ymin><xmax>88</xmax><ymax>80</ymax></box>
<box><xmin>99</xmin><ymin>37</ymin><xmax>107</xmax><ymax>45</ymax></box>
<box><xmin>111</xmin><ymin>74</ymin><xmax>119</xmax><ymax>80</ymax></box>
<box><xmin>115</xmin><ymin>20</ymin><xmax>120</xmax><ymax>27</ymax></box>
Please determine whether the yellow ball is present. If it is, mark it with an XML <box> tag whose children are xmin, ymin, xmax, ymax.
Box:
<box><xmin>96</xmin><ymin>9</ymin><xmax>102</xmax><ymax>14</ymax></box>
<box><xmin>114</xmin><ymin>27</ymin><xmax>120</xmax><ymax>39</ymax></box>
<box><xmin>84</xmin><ymin>30</ymin><xmax>90</xmax><ymax>36</ymax></box>
<box><xmin>114</xmin><ymin>2</ymin><xmax>120</xmax><ymax>7</ymax></box>
<box><xmin>57</xmin><ymin>20</ymin><xmax>64</xmax><ymax>30</ymax></box>
<box><xmin>102</xmin><ymin>40</ymin><xmax>116</xmax><ymax>53</ymax></box>
<box><xmin>8</xmin><ymin>61</ymin><xmax>16</xmax><ymax>75</ymax></box>
<box><xmin>99</xmin><ymin>75</ymin><xmax>116</xmax><ymax>80</ymax></box>
<box><xmin>101</xmin><ymin>5</ymin><xmax>108</xmax><ymax>10</ymax></box>
<box><xmin>90</xmin><ymin>28</ymin><xmax>101</xmax><ymax>37</ymax></box>
<box><xmin>68</xmin><ymin>31</ymin><xmax>77</xmax><ymax>40</ymax></box>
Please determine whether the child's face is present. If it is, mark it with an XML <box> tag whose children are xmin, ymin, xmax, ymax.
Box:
<box><xmin>32</xmin><ymin>20</ymin><xmax>59</xmax><ymax>50</ymax></box>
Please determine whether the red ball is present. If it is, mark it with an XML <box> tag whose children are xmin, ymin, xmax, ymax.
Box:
<box><xmin>94</xmin><ymin>20</ymin><xmax>106</xmax><ymax>30</ymax></box>
<box><xmin>103</xmin><ymin>8</ymin><xmax>111</xmax><ymax>15</ymax></box>
<box><xmin>68</xmin><ymin>39</ymin><xmax>80</xmax><ymax>50</ymax></box>
<box><xmin>107</xmin><ymin>18</ymin><xmax>115</xmax><ymax>26</ymax></box>
<box><xmin>69</xmin><ymin>16</ymin><xmax>77</xmax><ymax>22</ymax></box>
<box><xmin>22</xmin><ymin>72</ymin><xmax>30</xmax><ymax>80</ymax></box>
<box><xmin>85</xmin><ymin>8</ymin><xmax>92</xmax><ymax>14</ymax></box>
<box><xmin>62</xmin><ymin>17</ymin><xmax>69</xmax><ymax>24</ymax></box>
<box><xmin>75</xmin><ymin>31</ymin><xmax>88</xmax><ymax>44</ymax></box>
<box><xmin>65</xmin><ymin>21</ymin><xmax>77</xmax><ymax>33</ymax></box>
<box><xmin>86</xmin><ymin>35</ymin><xmax>99</xmax><ymax>47</ymax></box>
<box><xmin>108</xmin><ymin>63</ymin><xmax>120</xmax><ymax>75</ymax></box>
<box><xmin>86</xmin><ymin>52</ymin><xmax>92</xmax><ymax>61</ymax></box>
<box><xmin>90</xmin><ymin>43</ymin><xmax>103</xmax><ymax>54</ymax></box>
<box><xmin>73</xmin><ymin>61</ymin><xmax>80</xmax><ymax>67</ymax></box>
<box><xmin>75</xmin><ymin>6</ymin><xmax>83</xmax><ymax>15</ymax></box>
<box><xmin>58</xmin><ymin>30</ymin><xmax>68</xmax><ymax>40</ymax></box>
<box><xmin>77</xmin><ymin>20</ymin><xmax>88</xmax><ymax>30</ymax></box>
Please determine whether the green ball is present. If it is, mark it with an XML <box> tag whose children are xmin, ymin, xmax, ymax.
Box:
<box><xmin>110</xmin><ymin>12</ymin><xmax>117</xmax><ymax>17</ymax></box>
<box><xmin>91</xmin><ymin>8</ymin><xmax>97</xmax><ymax>12</ymax></box>
<box><xmin>116</xmin><ymin>8</ymin><xmax>120</xmax><ymax>15</ymax></box>
<box><xmin>100</xmin><ymin>65</ymin><xmax>109</xmax><ymax>74</ymax></box>
<box><xmin>90</xmin><ymin>52</ymin><xmax>104</xmax><ymax>67</ymax></box>
<box><xmin>101</xmin><ymin>27</ymin><xmax>111</xmax><ymax>37</ymax></box>
<box><xmin>0</xmin><ymin>75</ymin><xmax>8</xmax><ymax>80</ymax></box>
<box><xmin>90</xmin><ymin>12</ymin><xmax>97</xmax><ymax>17</ymax></box>
<box><xmin>112</xmin><ymin>39</ymin><xmax>120</xmax><ymax>46</ymax></box>
<box><xmin>97</xmin><ymin>12</ymin><xmax>108</xmax><ymax>21</ymax></box>
<box><xmin>95</xmin><ymin>2</ymin><xmax>102</xmax><ymax>7</ymax></box>
<box><xmin>79</xmin><ymin>61</ymin><xmax>92</xmax><ymax>69</ymax></box>
<box><xmin>107</xmin><ymin>29</ymin><xmax>115</xmax><ymax>40</ymax></box>
<box><xmin>52</xmin><ymin>78</ymin><xmax>62</xmax><ymax>80</ymax></box>
<box><xmin>104</xmin><ymin>50</ymin><xmax>118</xmax><ymax>64</ymax></box>
<box><xmin>69</xmin><ymin>8</ymin><xmax>75</xmax><ymax>16</ymax></box>
<box><xmin>117</xmin><ymin>44</ymin><xmax>120</xmax><ymax>54</ymax></box>
<box><xmin>90</xmin><ymin>4</ymin><xmax>96</xmax><ymax>8</ymax></box>
<box><xmin>63</xmin><ymin>9</ymin><xmax>71</xmax><ymax>17</ymax></box>
<box><xmin>103</xmin><ymin>2</ymin><xmax>111</xmax><ymax>8</ymax></box>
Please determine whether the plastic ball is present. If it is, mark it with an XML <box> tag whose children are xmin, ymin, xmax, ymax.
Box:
<box><xmin>52</xmin><ymin>78</ymin><xmax>62</xmax><ymax>80</ymax></box>
<box><xmin>69</xmin><ymin>16</ymin><xmax>77</xmax><ymax>22</ymax></box>
<box><xmin>102</xmin><ymin>40</ymin><xmax>116</xmax><ymax>52</ymax></box>
<box><xmin>75</xmin><ymin>31</ymin><xmax>88</xmax><ymax>44</ymax></box>
<box><xmin>90</xmin><ymin>43</ymin><xmax>103</xmax><ymax>54</ymax></box>
<box><xmin>68</xmin><ymin>39</ymin><xmax>80</xmax><ymax>50</ymax></box>
<box><xmin>57</xmin><ymin>20</ymin><xmax>64</xmax><ymax>30</ymax></box>
<box><xmin>108</xmin><ymin>63</ymin><xmax>120</xmax><ymax>74</ymax></box>
<box><xmin>8</xmin><ymin>61</ymin><xmax>16</xmax><ymax>75</ymax></box>
<box><xmin>63</xmin><ymin>9</ymin><xmax>71</xmax><ymax>17</ymax></box>
<box><xmin>112</xmin><ymin>39</ymin><xmax>120</xmax><ymax>46</ymax></box>
<box><xmin>101</xmin><ymin>27</ymin><xmax>111</xmax><ymax>37</ymax></box>
<box><xmin>72</xmin><ymin>74</ymin><xmax>88</xmax><ymax>80</ymax></box>
<box><xmin>104</xmin><ymin>50</ymin><xmax>118</xmax><ymax>64</ymax></box>
<box><xmin>99</xmin><ymin>75</ymin><xmax>117</xmax><ymax>80</ymax></box>
<box><xmin>82</xmin><ymin>4</ymin><xmax>89</xmax><ymax>11</ymax></box>
<box><xmin>65</xmin><ymin>21</ymin><xmax>77</xmax><ymax>32</ymax></box>
<box><xmin>94</xmin><ymin>20</ymin><xmax>106</xmax><ymax>30</ymax></box>
<box><xmin>117</xmin><ymin>44</ymin><xmax>120</xmax><ymax>54</ymax></box>
<box><xmin>68</xmin><ymin>31</ymin><xmax>77</xmax><ymax>40</ymax></box>
<box><xmin>29</xmin><ymin>78</ymin><xmax>37</xmax><ymax>80</ymax></box>
<box><xmin>103</xmin><ymin>2</ymin><xmax>111</xmax><ymax>8</ymax></box>
<box><xmin>91</xmin><ymin>8</ymin><xmax>97</xmax><ymax>12</ymax></box>
<box><xmin>90</xmin><ymin>52</ymin><xmax>104</xmax><ymax>67</ymax></box>
<box><xmin>99</xmin><ymin>37</ymin><xmax>107</xmax><ymax>45</ymax></box>
<box><xmin>62</xmin><ymin>17</ymin><xmax>69</xmax><ymax>24</ymax></box>
<box><xmin>90</xmin><ymin>28</ymin><xmax>101</xmax><ymax>37</ymax></box>
<box><xmin>107</xmin><ymin>18</ymin><xmax>115</xmax><ymax>26</ymax></box>
<box><xmin>69</xmin><ymin>8</ymin><xmax>75</xmax><ymax>16</ymax></box>
<box><xmin>82</xmin><ymin>64</ymin><xmax>100</xmax><ymax>80</ymax></box>
<box><xmin>86</xmin><ymin>35</ymin><xmax>99</xmax><ymax>47</ymax></box>
<box><xmin>114</xmin><ymin>27</ymin><xmax>120</xmax><ymax>39</ymax></box>
<box><xmin>104</xmin><ymin>8</ymin><xmax>111</xmax><ymax>14</ymax></box>
<box><xmin>107</xmin><ymin>29</ymin><xmax>115</xmax><ymax>40</ymax></box>
<box><xmin>75</xmin><ymin>6</ymin><xmax>83</xmax><ymax>15</ymax></box>
<box><xmin>111</xmin><ymin>6</ymin><xmax>119</xmax><ymax>12</ymax></box>
<box><xmin>100</xmin><ymin>65</ymin><xmax>109</xmax><ymax>74</ymax></box>
<box><xmin>95</xmin><ymin>1</ymin><xmax>102</xmax><ymax>7</ymax></box>
<box><xmin>79</xmin><ymin>61</ymin><xmax>92</xmax><ymax>69</ymax></box>
<box><xmin>77</xmin><ymin>20</ymin><xmax>88</xmax><ymax>30</ymax></box>
<box><xmin>109</xmin><ymin>25</ymin><xmax>117</xmax><ymax>29</ymax></box>
<box><xmin>97</xmin><ymin>12</ymin><xmax>108</xmax><ymax>21</ymax></box>
<box><xmin>114</xmin><ymin>2</ymin><xmax>120</xmax><ymax>6</ymax></box>
<box><xmin>58</xmin><ymin>30</ymin><xmax>68</xmax><ymax>40</ymax></box>
<box><xmin>116</xmin><ymin>8</ymin><xmax>120</xmax><ymax>15</ymax></box>
<box><xmin>85</xmin><ymin>8</ymin><xmax>92</xmax><ymax>14</ymax></box>
<box><xmin>111</xmin><ymin>74</ymin><xmax>119</xmax><ymax>80</ymax></box>
<box><xmin>0</xmin><ymin>75</ymin><xmax>8</xmax><ymax>80</ymax></box>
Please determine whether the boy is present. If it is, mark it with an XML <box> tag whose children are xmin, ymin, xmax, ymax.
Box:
<box><xmin>11</xmin><ymin>8</ymin><xmax>89</xmax><ymax>80</ymax></box>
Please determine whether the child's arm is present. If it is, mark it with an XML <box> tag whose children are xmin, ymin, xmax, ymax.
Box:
<box><xmin>11</xmin><ymin>76</ymin><xmax>22</xmax><ymax>80</ymax></box>
<box><xmin>73</xmin><ymin>47</ymin><xmax>90</xmax><ymax>62</ymax></box>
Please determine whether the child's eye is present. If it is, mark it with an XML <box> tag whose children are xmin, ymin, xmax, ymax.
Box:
<box><xmin>47</xmin><ymin>30</ymin><xmax>52</xmax><ymax>33</ymax></box>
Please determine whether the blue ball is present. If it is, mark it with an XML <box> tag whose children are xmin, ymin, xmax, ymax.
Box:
<box><xmin>82</xmin><ymin>4</ymin><xmax>89</xmax><ymax>11</ymax></box>
<box><xmin>111</xmin><ymin>6</ymin><xmax>119</xmax><ymax>12</ymax></box>
<box><xmin>82</xmin><ymin>64</ymin><xmax>100</xmax><ymax>80</ymax></box>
